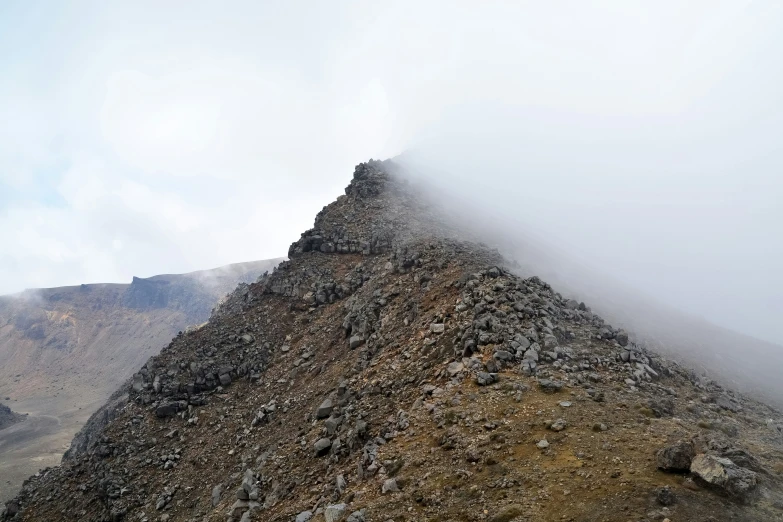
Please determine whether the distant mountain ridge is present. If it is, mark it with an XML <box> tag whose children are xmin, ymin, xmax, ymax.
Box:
<box><xmin>0</xmin><ymin>258</ymin><xmax>283</xmax><ymax>503</ymax></box>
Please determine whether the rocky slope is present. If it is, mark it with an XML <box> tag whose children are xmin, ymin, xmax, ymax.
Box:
<box><xmin>3</xmin><ymin>161</ymin><xmax>783</xmax><ymax>521</ymax></box>
<box><xmin>0</xmin><ymin>259</ymin><xmax>281</xmax><ymax>503</ymax></box>
<box><xmin>0</xmin><ymin>405</ymin><xmax>23</xmax><ymax>431</ymax></box>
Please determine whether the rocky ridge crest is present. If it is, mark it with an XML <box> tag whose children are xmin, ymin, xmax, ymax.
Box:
<box><xmin>3</xmin><ymin>160</ymin><xmax>783</xmax><ymax>522</ymax></box>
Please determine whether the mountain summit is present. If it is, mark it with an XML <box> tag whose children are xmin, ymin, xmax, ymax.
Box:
<box><xmin>4</xmin><ymin>161</ymin><xmax>783</xmax><ymax>521</ymax></box>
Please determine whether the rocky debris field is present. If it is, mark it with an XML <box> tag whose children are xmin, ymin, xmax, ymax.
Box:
<box><xmin>4</xmin><ymin>161</ymin><xmax>783</xmax><ymax>522</ymax></box>
<box><xmin>0</xmin><ymin>404</ymin><xmax>24</xmax><ymax>431</ymax></box>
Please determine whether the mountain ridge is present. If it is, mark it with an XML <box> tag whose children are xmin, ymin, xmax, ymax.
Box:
<box><xmin>0</xmin><ymin>258</ymin><xmax>283</xmax><ymax>504</ymax></box>
<box><xmin>3</xmin><ymin>161</ymin><xmax>783</xmax><ymax>521</ymax></box>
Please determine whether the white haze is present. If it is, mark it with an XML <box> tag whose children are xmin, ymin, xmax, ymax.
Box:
<box><xmin>0</xmin><ymin>1</ymin><xmax>781</xmax><ymax>357</ymax></box>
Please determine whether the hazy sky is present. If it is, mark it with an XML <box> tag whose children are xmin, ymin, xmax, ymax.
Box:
<box><xmin>1</xmin><ymin>1</ymin><xmax>781</xmax><ymax>343</ymax></box>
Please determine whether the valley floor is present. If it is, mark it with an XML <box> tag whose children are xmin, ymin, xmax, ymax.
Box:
<box><xmin>0</xmin><ymin>396</ymin><xmax>102</xmax><ymax>503</ymax></box>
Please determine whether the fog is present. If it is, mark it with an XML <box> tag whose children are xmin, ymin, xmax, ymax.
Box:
<box><xmin>393</xmin><ymin>75</ymin><xmax>783</xmax><ymax>399</ymax></box>
<box><xmin>397</xmin><ymin>96</ymin><xmax>783</xmax><ymax>347</ymax></box>
<box><xmin>1</xmin><ymin>2</ymin><xmax>781</xmax><ymax>394</ymax></box>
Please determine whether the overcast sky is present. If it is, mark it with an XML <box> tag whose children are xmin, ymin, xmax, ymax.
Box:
<box><xmin>1</xmin><ymin>1</ymin><xmax>781</xmax><ymax>344</ymax></box>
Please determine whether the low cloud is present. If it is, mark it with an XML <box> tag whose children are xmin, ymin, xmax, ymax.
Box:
<box><xmin>0</xmin><ymin>1</ymin><xmax>780</xmax><ymax>353</ymax></box>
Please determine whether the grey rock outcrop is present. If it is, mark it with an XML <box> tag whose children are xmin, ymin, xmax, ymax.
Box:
<box><xmin>690</xmin><ymin>454</ymin><xmax>758</xmax><ymax>501</ymax></box>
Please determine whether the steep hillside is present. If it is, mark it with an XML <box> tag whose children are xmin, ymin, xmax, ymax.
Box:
<box><xmin>0</xmin><ymin>259</ymin><xmax>282</xmax><ymax>503</ymax></box>
<box><xmin>4</xmin><ymin>161</ymin><xmax>783</xmax><ymax>521</ymax></box>
<box><xmin>395</xmin><ymin>170</ymin><xmax>783</xmax><ymax>408</ymax></box>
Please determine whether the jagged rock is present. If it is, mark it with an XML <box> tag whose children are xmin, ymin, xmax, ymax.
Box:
<box><xmin>211</xmin><ymin>485</ymin><xmax>223</xmax><ymax>507</ymax></box>
<box><xmin>324</xmin><ymin>503</ymin><xmax>347</xmax><ymax>522</ymax></box>
<box><xmin>430</xmin><ymin>323</ymin><xmax>445</xmax><ymax>334</ymax></box>
<box><xmin>331</xmin><ymin>437</ymin><xmax>342</xmax><ymax>453</ymax></box>
<box><xmin>296</xmin><ymin>511</ymin><xmax>313</xmax><ymax>522</ymax></box>
<box><xmin>324</xmin><ymin>416</ymin><xmax>342</xmax><ymax>435</ymax></box>
<box><xmin>317</xmin><ymin>398</ymin><xmax>334</xmax><ymax>419</ymax></box>
<box><xmin>336</xmin><ymin>474</ymin><xmax>347</xmax><ymax>494</ymax></box>
<box><xmin>230</xmin><ymin>499</ymin><xmax>260</xmax><ymax>518</ymax></box>
<box><xmin>656</xmin><ymin>485</ymin><xmax>676</xmax><ymax>506</ymax></box>
<box><xmin>314</xmin><ymin>438</ymin><xmax>332</xmax><ymax>457</ymax></box>
<box><xmin>349</xmin><ymin>335</ymin><xmax>365</xmax><ymax>349</ymax></box>
<box><xmin>493</xmin><ymin>350</ymin><xmax>513</xmax><ymax>362</ymax></box>
<box><xmin>657</xmin><ymin>441</ymin><xmax>695</xmax><ymax>471</ymax></box>
<box><xmin>240</xmin><ymin>468</ymin><xmax>258</xmax><ymax>500</ymax></box>
<box><xmin>155</xmin><ymin>402</ymin><xmax>178</xmax><ymax>418</ymax></box>
<box><xmin>382</xmin><ymin>478</ymin><xmax>399</xmax><ymax>494</ymax></box>
<box><xmin>648</xmin><ymin>397</ymin><xmax>674</xmax><ymax>418</ymax></box>
<box><xmin>690</xmin><ymin>454</ymin><xmax>758</xmax><ymax>500</ymax></box>
<box><xmin>538</xmin><ymin>379</ymin><xmax>563</xmax><ymax>393</ymax></box>
<box><xmin>514</xmin><ymin>336</ymin><xmax>531</xmax><ymax>352</ymax></box>
<box><xmin>476</xmin><ymin>372</ymin><xmax>497</xmax><ymax>386</ymax></box>
<box><xmin>716</xmin><ymin>395</ymin><xmax>742</xmax><ymax>413</ymax></box>
<box><xmin>616</xmin><ymin>331</ymin><xmax>629</xmax><ymax>346</ymax></box>
<box><xmin>447</xmin><ymin>362</ymin><xmax>464</xmax><ymax>376</ymax></box>
<box><xmin>548</xmin><ymin>418</ymin><xmax>567</xmax><ymax>432</ymax></box>
<box><xmin>346</xmin><ymin>509</ymin><xmax>366</xmax><ymax>522</ymax></box>
<box><xmin>355</xmin><ymin>419</ymin><xmax>368</xmax><ymax>438</ymax></box>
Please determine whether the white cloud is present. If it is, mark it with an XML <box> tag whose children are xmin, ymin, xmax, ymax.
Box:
<box><xmin>0</xmin><ymin>0</ymin><xmax>781</xmax><ymax>347</ymax></box>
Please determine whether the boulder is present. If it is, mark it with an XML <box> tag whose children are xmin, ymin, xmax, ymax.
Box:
<box><xmin>476</xmin><ymin>372</ymin><xmax>497</xmax><ymax>386</ymax></box>
<box><xmin>716</xmin><ymin>395</ymin><xmax>742</xmax><ymax>413</ymax></box>
<box><xmin>447</xmin><ymin>362</ymin><xmax>464</xmax><ymax>376</ymax></box>
<box><xmin>296</xmin><ymin>511</ymin><xmax>313</xmax><ymax>522</ymax></box>
<box><xmin>493</xmin><ymin>349</ymin><xmax>513</xmax><ymax>362</ymax></box>
<box><xmin>515</xmin><ymin>336</ymin><xmax>531</xmax><ymax>352</ymax></box>
<box><xmin>211</xmin><ymin>485</ymin><xmax>222</xmax><ymax>507</ymax></box>
<box><xmin>336</xmin><ymin>474</ymin><xmax>346</xmax><ymax>494</ymax></box>
<box><xmin>548</xmin><ymin>418</ymin><xmax>567</xmax><ymax>432</ymax></box>
<box><xmin>155</xmin><ymin>403</ymin><xmax>178</xmax><ymax>418</ymax></box>
<box><xmin>656</xmin><ymin>441</ymin><xmax>695</xmax><ymax>471</ymax></box>
<box><xmin>538</xmin><ymin>379</ymin><xmax>563</xmax><ymax>393</ymax></box>
<box><xmin>314</xmin><ymin>438</ymin><xmax>332</xmax><ymax>457</ymax></box>
<box><xmin>382</xmin><ymin>478</ymin><xmax>399</xmax><ymax>494</ymax></box>
<box><xmin>656</xmin><ymin>485</ymin><xmax>676</xmax><ymax>506</ymax></box>
<box><xmin>522</xmin><ymin>349</ymin><xmax>539</xmax><ymax>362</ymax></box>
<box><xmin>324</xmin><ymin>503</ymin><xmax>347</xmax><ymax>522</ymax></box>
<box><xmin>346</xmin><ymin>510</ymin><xmax>366</xmax><ymax>522</ymax></box>
<box><xmin>229</xmin><ymin>499</ymin><xmax>260</xmax><ymax>518</ymax></box>
<box><xmin>316</xmin><ymin>398</ymin><xmax>334</xmax><ymax>419</ymax></box>
<box><xmin>690</xmin><ymin>454</ymin><xmax>758</xmax><ymax>500</ymax></box>
<box><xmin>324</xmin><ymin>416</ymin><xmax>342</xmax><ymax>435</ymax></box>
